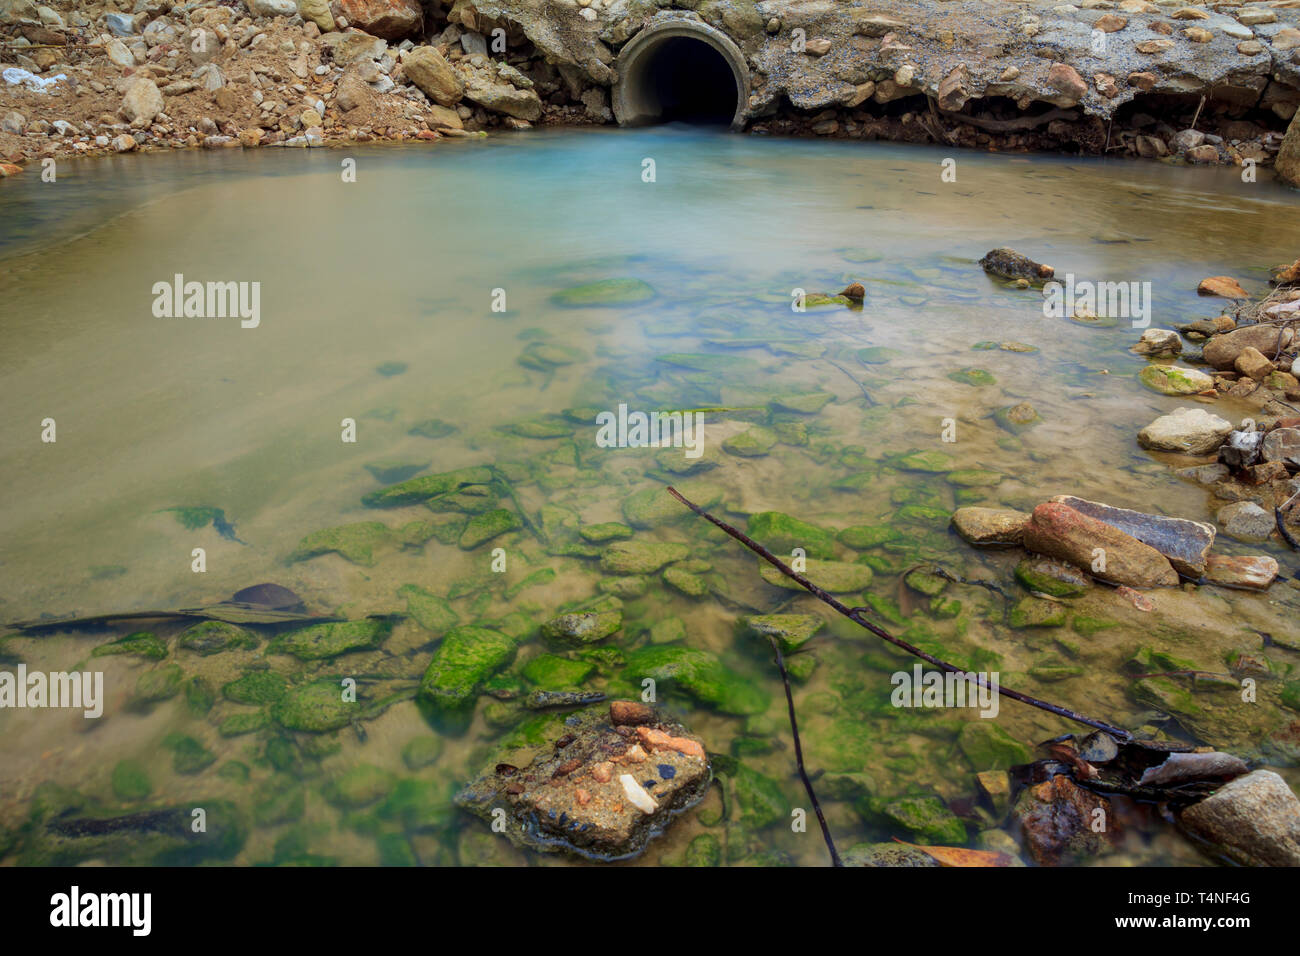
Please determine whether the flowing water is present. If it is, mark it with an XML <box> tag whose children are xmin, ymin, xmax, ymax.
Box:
<box><xmin>1</xmin><ymin>126</ymin><xmax>1298</xmax><ymax>866</ymax></box>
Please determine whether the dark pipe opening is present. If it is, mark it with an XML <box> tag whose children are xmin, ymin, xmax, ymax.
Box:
<box><xmin>639</xmin><ymin>37</ymin><xmax>739</xmax><ymax>124</ymax></box>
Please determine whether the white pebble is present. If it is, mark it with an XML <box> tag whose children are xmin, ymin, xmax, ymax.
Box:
<box><xmin>619</xmin><ymin>774</ymin><xmax>658</xmax><ymax>814</ymax></box>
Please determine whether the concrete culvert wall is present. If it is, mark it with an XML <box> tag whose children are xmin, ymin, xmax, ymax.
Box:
<box><xmin>612</xmin><ymin>21</ymin><xmax>750</xmax><ymax>130</ymax></box>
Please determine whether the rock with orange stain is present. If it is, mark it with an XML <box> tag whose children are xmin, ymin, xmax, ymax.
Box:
<box><xmin>1197</xmin><ymin>276</ymin><xmax>1249</xmax><ymax>299</ymax></box>
<box><xmin>590</xmin><ymin>761</ymin><xmax>613</xmax><ymax>783</ymax></box>
<box><xmin>621</xmin><ymin>744</ymin><xmax>648</xmax><ymax>764</ymax></box>
<box><xmin>636</xmin><ymin>726</ymin><xmax>707</xmax><ymax>760</ymax></box>
<box><xmin>575</xmin><ymin>788</ymin><xmax>592</xmax><ymax>806</ymax></box>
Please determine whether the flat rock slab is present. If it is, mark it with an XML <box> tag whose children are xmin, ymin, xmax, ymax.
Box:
<box><xmin>950</xmin><ymin>506</ymin><xmax>1029</xmax><ymax>547</ymax></box>
<box><xmin>1179</xmin><ymin>770</ymin><xmax>1300</xmax><ymax>866</ymax></box>
<box><xmin>455</xmin><ymin>703</ymin><xmax>710</xmax><ymax>861</ymax></box>
<box><xmin>1050</xmin><ymin>495</ymin><xmax>1214</xmax><ymax>577</ymax></box>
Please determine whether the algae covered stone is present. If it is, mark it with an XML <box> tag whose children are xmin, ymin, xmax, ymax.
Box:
<box><xmin>289</xmin><ymin>522</ymin><xmax>393</xmax><ymax>566</ymax></box>
<box><xmin>223</xmin><ymin>670</ymin><xmax>288</xmax><ymax>705</ymax></box>
<box><xmin>361</xmin><ymin>465</ymin><xmax>494</xmax><ymax>508</ymax></box>
<box><xmin>622</xmin><ymin>481</ymin><xmax>723</xmax><ymax>528</ymax></box>
<box><xmin>746</xmin><ymin>511</ymin><xmax>837</xmax><ymax>559</ymax></box>
<box><xmin>722</xmin><ymin>426</ymin><xmax>778</xmax><ymax>457</ymax></box>
<box><xmin>459</xmin><ymin>508</ymin><xmax>521</xmax><ymax>549</ymax></box>
<box><xmin>623</xmin><ymin>645</ymin><xmax>768</xmax><ymax>715</ymax></box>
<box><xmin>131</xmin><ymin>663</ymin><xmax>184</xmax><ymax>708</ymax></box>
<box><xmin>542</xmin><ymin>610</ymin><xmax>622</xmax><ymax>646</ymax></box>
<box><xmin>272</xmin><ymin>679</ymin><xmax>359</xmax><ymax>732</ymax></box>
<box><xmin>177</xmin><ymin>620</ymin><xmax>256</xmax><ymax>656</ymax></box>
<box><xmin>269</xmin><ymin>618</ymin><xmax>392</xmax><ymax>660</ymax></box>
<box><xmin>760</xmin><ymin>558</ymin><xmax>871</xmax><ymax>593</ymax></box>
<box><xmin>93</xmin><ymin>631</ymin><xmax>167</xmax><ymax>660</ymax></box>
<box><xmin>552</xmin><ymin>278</ymin><xmax>655</xmax><ymax>307</ymax></box>
<box><xmin>1138</xmin><ymin>364</ymin><xmax>1214</xmax><ymax>396</ymax></box>
<box><xmin>324</xmin><ymin>764</ymin><xmax>396</xmax><ymax>809</ymax></box>
<box><xmin>398</xmin><ymin>584</ymin><xmax>460</xmax><ymax>633</ymax></box>
<box><xmin>959</xmin><ymin>721</ymin><xmax>1032</xmax><ymax>771</ymax></box>
<box><xmin>600</xmin><ymin>539</ymin><xmax>688</xmax><ymax>574</ymax></box>
<box><xmin>739</xmin><ymin>614</ymin><xmax>823</xmax><ymax>653</ymax></box>
<box><xmin>522</xmin><ymin>653</ymin><xmax>595</xmax><ymax>689</ymax></box>
<box><xmin>419</xmin><ymin>625</ymin><xmax>517</xmax><ymax>711</ymax></box>
<box><xmin>111</xmin><ymin>760</ymin><xmax>152</xmax><ymax>801</ymax></box>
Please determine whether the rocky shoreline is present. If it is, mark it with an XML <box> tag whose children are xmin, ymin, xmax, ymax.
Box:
<box><xmin>3</xmin><ymin>0</ymin><xmax>1300</xmax><ymax>174</ymax></box>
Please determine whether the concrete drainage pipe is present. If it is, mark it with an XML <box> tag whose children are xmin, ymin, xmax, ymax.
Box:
<box><xmin>611</xmin><ymin>20</ymin><xmax>750</xmax><ymax>130</ymax></box>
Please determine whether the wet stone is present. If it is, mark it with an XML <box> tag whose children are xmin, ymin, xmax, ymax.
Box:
<box><xmin>455</xmin><ymin>704</ymin><xmax>709</xmax><ymax>861</ymax></box>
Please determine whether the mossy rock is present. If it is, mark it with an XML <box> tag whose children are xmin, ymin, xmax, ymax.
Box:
<box><xmin>838</xmin><ymin>525</ymin><xmax>902</xmax><ymax>550</ymax></box>
<box><xmin>903</xmin><ymin>568</ymin><xmax>947</xmax><ymax>598</ymax></box>
<box><xmin>1072</xmin><ymin>615</ymin><xmax>1117</xmax><ymax>638</ymax></box>
<box><xmin>760</xmin><ymin>559</ymin><xmax>871</xmax><ymax>593</ymax></box>
<box><xmin>958</xmin><ymin>721</ymin><xmax>1032</xmax><ymax>771</ymax></box>
<box><xmin>994</xmin><ymin>402</ymin><xmax>1041</xmax><ymax>433</ymax></box>
<box><xmin>771</xmin><ymin>391</ymin><xmax>834</xmax><ymax>414</ymax></box>
<box><xmin>872</xmin><ymin>795</ymin><xmax>966</xmax><ymax>844</ymax></box>
<box><xmin>459</xmin><ymin>508</ymin><xmax>521</xmax><ymax>549</ymax></box>
<box><xmin>269</xmin><ymin>618</ymin><xmax>391</xmax><ymax>660</ymax></box>
<box><xmin>521</xmin><ymin>653</ymin><xmax>594</xmax><ymax>689</ymax></box>
<box><xmin>162</xmin><ymin>733</ymin><xmax>216</xmax><ymax>775</ymax></box>
<box><xmin>722</xmin><ymin>426</ymin><xmax>778</xmax><ymax>457</ymax></box>
<box><xmin>946</xmin><ymin>469</ymin><xmax>1003</xmax><ymax>488</ymax></box>
<box><xmin>842</xmin><ymin>842</ymin><xmax>939</xmax><ymax>867</ymax></box>
<box><xmin>218</xmin><ymin>710</ymin><xmax>269</xmax><ymax>737</ymax></box>
<box><xmin>289</xmin><ymin>522</ymin><xmax>393</xmax><ymax>566</ymax></box>
<box><xmin>947</xmin><ymin>367</ymin><xmax>997</xmax><ymax>386</ymax></box>
<box><xmin>418</xmin><ymin>626</ymin><xmax>516</xmax><ymax>711</ymax></box>
<box><xmin>857</xmin><ymin>346</ymin><xmax>903</xmax><ymax>365</ymax></box>
<box><xmin>324</xmin><ymin>765</ymin><xmax>396</xmax><ymax>809</ymax></box>
<box><xmin>541</xmin><ymin>610</ymin><xmax>622</xmax><ymax>646</ymax></box>
<box><xmin>506</xmin><ymin>567</ymin><xmax>557</xmax><ymax>600</ymax></box>
<box><xmin>497</xmin><ymin>417</ymin><xmax>571</xmax><ymax>439</ymax></box>
<box><xmin>895</xmin><ymin>505</ymin><xmax>952</xmax><ymax>526</ymax></box>
<box><xmin>663</xmin><ymin>565</ymin><xmax>708</xmax><ymax>597</ymax></box>
<box><xmin>272</xmin><ymin>679</ymin><xmax>360</xmax><ymax>732</ymax></box>
<box><xmin>684</xmin><ymin>833</ymin><xmax>722</xmax><ymax>867</ymax></box>
<box><xmin>407</xmin><ymin>418</ymin><xmax>458</xmax><ymax>439</ymax></box>
<box><xmin>1138</xmin><ymin>364</ymin><xmax>1213</xmax><ymax>396</ymax></box>
<box><xmin>402</xmin><ymin>736</ymin><xmax>444</xmax><ymax>770</ymax></box>
<box><xmin>398</xmin><ymin>584</ymin><xmax>460</xmax><ymax>633</ymax></box>
<box><xmin>111</xmin><ymin>760</ymin><xmax>152</xmax><ymax>801</ymax></box>
<box><xmin>650</xmin><ymin>618</ymin><xmax>686</xmax><ymax>644</ymax></box>
<box><xmin>361</xmin><ymin>466</ymin><xmax>493</xmax><ymax>508</ymax></box>
<box><xmin>177</xmin><ymin>620</ymin><xmax>256</xmax><ymax>656</ymax></box>
<box><xmin>185</xmin><ymin>676</ymin><xmax>217</xmax><ymax>716</ymax></box>
<box><xmin>1008</xmin><ymin>597</ymin><xmax>1067</xmax><ymax>629</ymax></box>
<box><xmin>746</xmin><ymin>511</ymin><xmax>837</xmax><ymax>560</ymax></box>
<box><xmin>894</xmin><ymin>450</ymin><xmax>957</xmax><ymax>473</ymax></box>
<box><xmin>579</xmin><ymin>522</ymin><xmax>633</xmax><ymax>543</ymax></box>
<box><xmin>600</xmin><ymin>540</ymin><xmax>689</xmax><ymax>574</ymax></box>
<box><xmin>551</xmin><ymin>278</ymin><xmax>655</xmax><ymax>307</ymax></box>
<box><xmin>623</xmin><ymin>645</ymin><xmax>769</xmax><ymax>715</ymax></box>
<box><xmin>223</xmin><ymin>670</ymin><xmax>289</xmax><ymax>705</ymax></box>
<box><xmin>732</xmin><ymin>765</ymin><xmax>786</xmax><ymax>829</ymax></box>
<box><xmin>92</xmin><ymin>631</ymin><xmax>167</xmax><ymax>660</ymax></box>
<box><xmin>1015</xmin><ymin>557</ymin><xmax>1090</xmax><ymax>598</ymax></box>
<box><xmin>130</xmin><ymin>663</ymin><xmax>185</xmax><ymax>708</ymax></box>
<box><xmin>739</xmin><ymin>614</ymin><xmax>823</xmax><ymax>653</ymax></box>
<box><xmin>622</xmin><ymin>480</ymin><xmax>723</xmax><ymax>528</ymax></box>
<box><xmin>517</xmin><ymin>340</ymin><xmax>587</xmax><ymax>369</ymax></box>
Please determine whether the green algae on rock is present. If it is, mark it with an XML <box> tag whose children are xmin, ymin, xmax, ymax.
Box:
<box><xmin>223</xmin><ymin>670</ymin><xmax>289</xmax><ymax>705</ymax></box>
<box><xmin>522</xmin><ymin>653</ymin><xmax>595</xmax><ymax>689</ymax></box>
<box><xmin>289</xmin><ymin>521</ymin><xmax>394</xmax><ymax>566</ymax></box>
<box><xmin>542</xmin><ymin>610</ymin><xmax>622</xmax><ymax>646</ymax></box>
<box><xmin>92</xmin><ymin>631</ymin><xmax>167</xmax><ymax>660</ymax></box>
<box><xmin>947</xmin><ymin>367</ymin><xmax>997</xmax><ymax>386</ymax></box>
<box><xmin>272</xmin><ymin>679</ymin><xmax>360</xmax><ymax>732</ymax></box>
<box><xmin>623</xmin><ymin>645</ymin><xmax>768</xmax><ymax>715</ymax></box>
<box><xmin>746</xmin><ymin>511</ymin><xmax>837</xmax><ymax>560</ymax></box>
<box><xmin>722</xmin><ymin>425</ymin><xmax>778</xmax><ymax>457</ymax></box>
<box><xmin>958</xmin><ymin>721</ymin><xmax>1032</xmax><ymax>771</ymax></box>
<box><xmin>1138</xmin><ymin>364</ymin><xmax>1215</xmax><ymax>396</ymax></box>
<box><xmin>622</xmin><ymin>480</ymin><xmax>723</xmax><ymax>528</ymax></box>
<box><xmin>760</xmin><ymin>558</ymin><xmax>872</xmax><ymax>593</ymax></box>
<box><xmin>459</xmin><ymin>508</ymin><xmax>521</xmax><ymax>549</ymax></box>
<box><xmin>994</xmin><ymin>402</ymin><xmax>1042</xmax><ymax>433</ymax></box>
<box><xmin>177</xmin><ymin>620</ymin><xmax>257</xmax><ymax>656</ymax></box>
<box><xmin>398</xmin><ymin>584</ymin><xmax>460</xmax><ymax>633</ymax></box>
<box><xmin>418</xmin><ymin>625</ymin><xmax>516</xmax><ymax>711</ymax></box>
<box><xmin>551</xmin><ymin>278</ymin><xmax>655</xmax><ymax>307</ymax></box>
<box><xmin>269</xmin><ymin>618</ymin><xmax>392</xmax><ymax>660</ymax></box>
<box><xmin>600</xmin><ymin>539</ymin><xmax>689</xmax><ymax>574</ymax></box>
<box><xmin>739</xmin><ymin>613</ymin><xmax>824</xmax><ymax>653</ymax></box>
<box><xmin>361</xmin><ymin>465</ymin><xmax>494</xmax><ymax>508</ymax></box>
<box><xmin>324</xmin><ymin>764</ymin><xmax>396</xmax><ymax>809</ymax></box>
<box><xmin>111</xmin><ymin>760</ymin><xmax>152</xmax><ymax>802</ymax></box>
<box><xmin>130</xmin><ymin>663</ymin><xmax>185</xmax><ymax>709</ymax></box>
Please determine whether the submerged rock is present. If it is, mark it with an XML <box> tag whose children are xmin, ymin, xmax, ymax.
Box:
<box><xmin>623</xmin><ymin>645</ymin><xmax>768</xmax><ymax>715</ymax></box>
<box><xmin>551</xmin><ymin>278</ymin><xmax>655</xmax><ymax>307</ymax></box>
<box><xmin>1179</xmin><ymin>770</ymin><xmax>1300</xmax><ymax>866</ymax></box>
<box><xmin>1203</xmin><ymin>554</ymin><xmax>1278</xmax><ymax>590</ymax></box>
<box><xmin>759</xmin><ymin>558</ymin><xmax>872</xmax><ymax>593</ymax></box>
<box><xmin>738</xmin><ymin>613</ymin><xmax>823</xmax><ymax>653</ymax></box>
<box><xmin>1216</xmin><ymin>501</ymin><xmax>1274</xmax><ymax>541</ymax></box>
<box><xmin>1138</xmin><ymin>364</ymin><xmax>1214</xmax><ymax>396</ymax></box>
<box><xmin>1050</xmin><ymin>495</ymin><xmax>1214</xmax><ymax>578</ymax></box>
<box><xmin>746</xmin><ymin>511</ymin><xmax>837</xmax><ymax>559</ymax></box>
<box><xmin>542</xmin><ymin>610</ymin><xmax>622</xmax><ymax>646</ymax></box>
<box><xmin>1011</xmin><ymin>773</ymin><xmax>1118</xmax><ymax>866</ymax></box>
<box><xmin>455</xmin><ymin>703</ymin><xmax>709</xmax><ymax>861</ymax></box>
<box><xmin>979</xmin><ymin>248</ymin><xmax>1054</xmax><ymax>282</ymax></box>
<box><xmin>418</xmin><ymin>625</ymin><xmax>517</xmax><ymax>711</ymax></box>
<box><xmin>951</xmin><ymin>507</ymin><xmax>1029</xmax><ymax>547</ymax></box>
<box><xmin>269</xmin><ymin>618</ymin><xmax>391</xmax><ymax>660</ymax></box>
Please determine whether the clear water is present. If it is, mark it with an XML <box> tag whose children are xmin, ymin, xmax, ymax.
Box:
<box><xmin>2</xmin><ymin>126</ymin><xmax>1298</xmax><ymax>866</ymax></box>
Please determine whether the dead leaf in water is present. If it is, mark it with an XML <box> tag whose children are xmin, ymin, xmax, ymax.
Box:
<box><xmin>892</xmin><ymin>838</ymin><xmax>1015</xmax><ymax>867</ymax></box>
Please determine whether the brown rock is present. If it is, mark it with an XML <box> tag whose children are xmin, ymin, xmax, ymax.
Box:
<box><xmin>1136</xmin><ymin>38</ymin><xmax>1174</xmax><ymax>53</ymax></box>
<box><xmin>1182</xmin><ymin>26</ymin><xmax>1212</xmax><ymax>43</ymax></box>
<box><xmin>1204</xmin><ymin>553</ymin><xmax>1278</xmax><ymax>590</ymax></box>
<box><xmin>609</xmin><ymin>700</ymin><xmax>655</xmax><ymax>726</ymax></box>
<box><xmin>1050</xmin><ymin>495</ymin><xmax>1214</xmax><ymax>578</ymax></box>
<box><xmin>1179</xmin><ymin>770</ymin><xmax>1300</xmax><ymax>866</ymax></box>
<box><xmin>1046</xmin><ymin>63</ymin><xmax>1087</xmax><ymax>106</ymax></box>
<box><xmin>1127</xmin><ymin>71</ymin><xmax>1157</xmax><ymax>91</ymax></box>
<box><xmin>1094</xmin><ymin>14</ymin><xmax>1128</xmax><ymax>32</ymax></box>
<box><xmin>403</xmin><ymin>46</ymin><xmax>464</xmax><ymax>107</ymax></box>
<box><xmin>1204</xmin><ymin>325</ymin><xmax>1293</xmax><ymax>369</ymax></box>
<box><xmin>1198</xmin><ymin>276</ymin><xmax>1249</xmax><ymax>299</ymax></box>
<box><xmin>1235</xmin><ymin>346</ymin><xmax>1274</xmax><ymax>381</ymax></box>
<box><xmin>1186</xmin><ymin>144</ymin><xmax>1219</xmax><ymax>164</ymax></box>
<box><xmin>1012</xmin><ymin>774</ymin><xmax>1119</xmax><ymax>866</ymax></box>
<box><xmin>951</xmin><ymin>507</ymin><xmax>1030</xmax><ymax>547</ymax></box>
<box><xmin>337</xmin><ymin>0</ymin><xmax>423</xmax><ymax>41</ymax></box>
<box><xmin>1022</xmin><ymin>502</ymin><xmax>1180</xmax><ymax>588</ymax></box>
